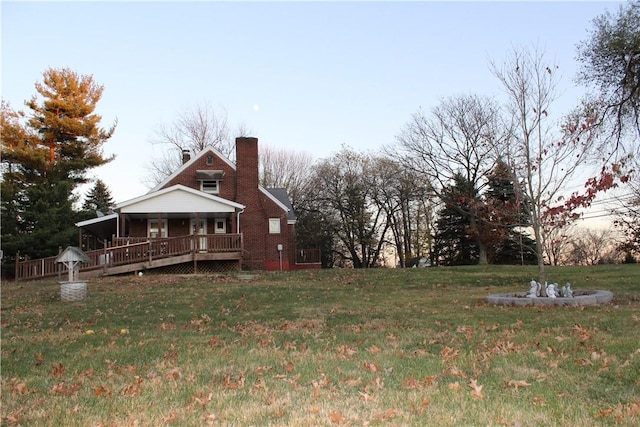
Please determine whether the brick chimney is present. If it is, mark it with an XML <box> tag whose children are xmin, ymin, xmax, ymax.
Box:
<box><xmin>181</xmin><ymin>149</ymin><xmax>191</xmax><ymax>164</ymax></box>
<box><xmin>235</xmin><ymin>137</ymin><xmax>259</xmax><ymax>195</ymax></box>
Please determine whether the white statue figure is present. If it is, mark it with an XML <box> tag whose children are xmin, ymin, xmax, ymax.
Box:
<box><xmin>546</xmin><ymin>283</ymin><xmax>558</xmax><ymax>298</ymax></box>
<box><xmin>526</xmin><ymin>280</ymin><xmax>539</xmax><ymax>297</ymax></box>
<box><xmin>561</xmin><ymin>283</ymin><xmax>573</xmax><ymax>298</ymax></box>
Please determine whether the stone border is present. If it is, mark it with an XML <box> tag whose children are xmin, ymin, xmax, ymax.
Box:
<box><xmin>485</xmin><ymin>290</ymin><xmax>614</xmax><ymax>306</ymax></box>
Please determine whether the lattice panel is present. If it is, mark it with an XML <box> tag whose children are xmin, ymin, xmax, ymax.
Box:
<box><xmin>143</xmin><ymin>261</ymin><xmax>240</xmax><ymax>275</ymax></box>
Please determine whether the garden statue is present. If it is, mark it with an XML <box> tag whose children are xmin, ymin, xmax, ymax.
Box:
<box><xmin>526</xmin><ymin>280</ymin><xmax>540</xmax><ymax>297</ymax></box>
<box><xmin>561</xmin><ymin>283</ymin><xmax>574</xmax><ymax>298</ymax></box>
<box><xmin>546</xmin><ymin>283</ymin><xmax>559</xmax><ymax>298</ymax></box>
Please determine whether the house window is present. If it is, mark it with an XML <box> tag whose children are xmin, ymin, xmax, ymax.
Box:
<box><xmin>206</xmin><ymin>155</ymin><xmax>214</xmax><ymax>165</ymax></box>
<box><xmin>148</xmin><ymin>219</ymin><xmax>168</xmax><ymax>238</ymax></box>
<box><xmin>201</xmin><ymin>180</ymin><xmax>219</xmax><ymax>194</ymax></box>
<box><xmin>215</xmin><ymin>218</ymin><xmax>226</xmax><ymax>234</ymax></box>
<box><xmin>269</xmin><ymin>218</ymin><xmax>281</xmax><ymax>234</ymax></box>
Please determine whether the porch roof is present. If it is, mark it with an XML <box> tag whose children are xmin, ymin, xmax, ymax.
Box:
<box><xmin>75</xmin><ymin>213</ymin><xmax>118</xmax><ymax>240</ymax></box>
<box><xmin>117</xmin><ymin>184</ymin><xmax>245</xmax><ymax>214</ymax></box>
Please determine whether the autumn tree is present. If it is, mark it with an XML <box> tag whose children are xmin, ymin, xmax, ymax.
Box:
<box><xmin>394</xmin><ymin>94</ymin><xmax>509</xmax><ymax>265</ymax></box>
<box><xmin>1</xmin><ymin>68</ymin><xmax>115</xmax><ymax>270</ymax></box>
<box><xmin>491</xmin><ymin>46</ymin><xmax>605</xmax><ymax>286</ymax></box>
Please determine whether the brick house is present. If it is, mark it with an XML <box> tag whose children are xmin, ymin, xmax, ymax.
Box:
<box><xmin>74</xmin><ymin>137</ymin><xmax>319</xmax><ymax>274</ymax></box>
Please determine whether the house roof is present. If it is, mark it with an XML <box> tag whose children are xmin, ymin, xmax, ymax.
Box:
<box><xmin>146</xmin><ymin>145</ymin><xmax>293</xmax><ymax>218</ymax></box>
<box><xmin>118</xmin><ymin>184</ymin><xmax>245</xmax><ymax>214</ymax></box>
<box><xmin>265</xmin><ymin>188</ymin><xmax>297</xmax><ymax>222</ymax></box>
<box><xmin>150</xmin><ymin>147</ymin><xmax>235</xmax><ymax>193</ymax></box>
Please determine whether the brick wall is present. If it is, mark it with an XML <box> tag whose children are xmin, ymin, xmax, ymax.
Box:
<box><xmin>234</xmin><ymin>137</ymin><xmax>293</xmax><ymax>270</ymax></box>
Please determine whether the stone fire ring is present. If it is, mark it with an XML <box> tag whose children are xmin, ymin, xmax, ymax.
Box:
<box><xmin>486</xmin><ymin>290</ymin><xmax>614</xmax><ymax>306</ymax></box>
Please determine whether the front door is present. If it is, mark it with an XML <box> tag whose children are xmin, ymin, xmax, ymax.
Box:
<box><xmin>190</xmin><ymin>218</ymin><xmax>207</xmax><ymax>251</ymax></box>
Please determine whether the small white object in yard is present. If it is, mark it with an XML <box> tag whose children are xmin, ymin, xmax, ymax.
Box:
<box><xmin>138</xmin><ymin>272</ymin><xmax>143</xmax><ymax>277</ymax></box>
<box><xmin>526</xmin><ymin>279</ymin><xmax>539</xmax><ymax>297</ymax></box>
<box><xmin>546</xmin><ymin>283</ymin><xmax>559</xmax><ymax>298</ymax></box>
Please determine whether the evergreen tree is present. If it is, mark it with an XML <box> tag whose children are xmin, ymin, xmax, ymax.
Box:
<box><xmin>482</xmin><ymin>160</ymin><xmax>537</xmax><ymax>264</ymax></box>
<box><xmin>82</xmin><ymin>179</ymin><xmax>115</xmax><ymax>214</ymax></box>
<box><xmin>433</xmin><ymin>174</ymin><xmax>480</xmax><ymax>265</ymax></box>
<box><xmin>1</xmin><ymin>68</ymin><xmax>115</xmax><ymax>275</ymax></box>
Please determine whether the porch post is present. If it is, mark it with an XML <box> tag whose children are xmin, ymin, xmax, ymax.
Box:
<box><xmin>120</xmin><ymin>213</ymin><xmax>125</xmax><ymax>238</ymax></box>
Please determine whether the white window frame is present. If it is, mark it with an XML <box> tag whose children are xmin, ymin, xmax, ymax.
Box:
<box><xmin>214</xmin><ymin>218</ymin><xmax>226</xmax><ymax>234</ymax></box>
<box><xmin>200</xmin><ymin>180</ymin><xmax>219</xmax><ymax>194</ymax></box>
<box><xmin>269</xmin><ymin>218</ymin><xmax>281</xmax><ymax>234</ymax></box>
<box><xmin>148</xmin><ymin>219</ymin><xmax>168</xmax><ymax>238</ymax></box>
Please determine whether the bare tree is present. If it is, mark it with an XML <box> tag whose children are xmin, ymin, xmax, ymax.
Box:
<box><xmin>369</xmin><ymin>156</ymin><xmax>435</xmax><ymax>267</ymax></box>
<box><xmin>311</xmin><ymin>146</ymin><xmax>388</xmax><ymax>268</ymax></box>
<box><xmin>146</xmin><ymin>103</ymin><xmax>234</xmax><ymax>187</ymax></box>
<box><xmin>566</xmin><ymin>227</ymin><xmax>620</xmax><ymax>265</ymax></box>
<box><xmin>577</xmin><ymin>0</ymin><xmax>640</xmax><ymax>145</ymax></box>
<box><xmin>491</xmin><ymin>45</ymin><xmax>604</xmax><ymax>287</ymax></box>
<box><xmin>259</xmin><ymin>144</ymin><xmax>315</xmax><ymax>208</ymax></box>
<box><xmin>393</xmin><ymin>94</ymin><xmax>509</xmax><ymax>265</ymax></box>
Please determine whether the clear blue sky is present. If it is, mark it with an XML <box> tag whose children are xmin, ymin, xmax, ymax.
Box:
<box><xmin>1</xmin><ymin>1</ymin><xmax>624</xmax><ymax>204</ymax></box>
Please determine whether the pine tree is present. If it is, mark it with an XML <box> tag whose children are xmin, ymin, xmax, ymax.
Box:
<box><xmin>433</xmin><ymin>174</ymin><xmax>480</xmax><ymax>265</ymax></box>
<box><xmin>82</xmin><ymin>179</ymin><xmax>115</xmax><ymax>214</ymax></box>
<box><xmin>1</xmin><ymin>69</ymin><xmax>115</xmax><ymax>275</ymax></box>
<box><xmin>482</xmin><ymin>160</ymin><xmax>537</xmax><ymax>264</ymax></box>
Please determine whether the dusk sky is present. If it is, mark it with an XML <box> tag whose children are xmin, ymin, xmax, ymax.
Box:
<box><xmin>1</xmin><ymin>1</ymin><xmax>625</xmax><ymax>210</ymax></box>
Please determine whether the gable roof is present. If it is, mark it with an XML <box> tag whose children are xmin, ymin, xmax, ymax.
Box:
<box><xmin>265</xmin><ymin>188</ymin><xmax>296</xmax><ymax>222</ymax></box>
<box><xmin>118</xmin><ymin>184</ymin><xmax>245</xmax><ymax>214</ymax></box>
<box><xmin>149</xmin><ymin>146</ymin><xmax>235</xmax><ymax>193</ymax></box>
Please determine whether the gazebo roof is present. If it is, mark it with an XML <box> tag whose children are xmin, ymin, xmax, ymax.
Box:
<box><xmin>56</xmin><ymin>246</ymin><xmax>91</xmax><ymax>264</ymax></box>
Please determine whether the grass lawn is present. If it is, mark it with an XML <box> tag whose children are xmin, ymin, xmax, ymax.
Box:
<box><xmin>1</xmin><ymin>264</ymin><xmax>639</xmax><ymax>426</ymax></box>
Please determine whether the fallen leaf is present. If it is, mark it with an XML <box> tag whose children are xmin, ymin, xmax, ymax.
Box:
<box><xmin>329</xmin><ymin>411</ymin><xmax>347</xmax><ymax>424</ymax></box>
<box><xmin>49</xmin><ymin>363</ymin><xmax>65</xmax><ymax>378</ymax></box>
<box><xmin>447</xmin><ymin>381</ymin><xmax>461</xmax><ymax>390</ymax></box>
<box><xmin>93</xmin><ymin>385</ymin><xmax>112</xmax><ymax>397</ymax></box>
<box><xmin>441</xmin><ymin>346</ymin><xmax>459</xmax><ymax>362</ymax></box>
<box><xmin>468</xmin><ymin>379</ymin><xmax>484</xmax><ymax>399</ymax></box>
<box><xmin>374</xmin><ymin>408</ymin><xmax>396</xmax><ymax>421</ymax></box>
<box><xmin>12</xmin><ymin>381</ymin><xmax>29</xmax><ymax>395</ymax></box>
<box><xmin>505</xmin><ymin>379</ymin><xmax>532</xmax><ymax>391</ymax></box>
<box><xmin>363</xmin><ymin>361</ymin><xmax>381</xmax><ymax>372</ymax></box>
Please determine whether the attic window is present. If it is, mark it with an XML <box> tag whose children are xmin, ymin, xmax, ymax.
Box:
<box><xmin>206</xmin><ymin>155</ymin><xmax>214</xmax><ymax>165</ymax></box>
<box><xmin>201</xmin><ymin>180</ymin><xmax>219</xmax><ymax>194</ymax></box>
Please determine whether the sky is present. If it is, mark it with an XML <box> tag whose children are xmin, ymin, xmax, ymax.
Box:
<box><xmin>1</xmin><ymin>0</ymin><xmax>626</xmax><ymax>221</ymax></box>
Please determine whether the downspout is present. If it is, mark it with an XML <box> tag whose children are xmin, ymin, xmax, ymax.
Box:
<box><xmin>236</xmin><ymin>208</ymin><xmax>245</xmax><ymax>234</ymax></box>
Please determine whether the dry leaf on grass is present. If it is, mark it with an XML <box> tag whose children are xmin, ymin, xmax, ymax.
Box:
<box><xmin>468</xmin><ymin>379</ymin><xmax>484</xmax><ymax>398</ymax></box>
<box><xmin>329</xmin><ymin>411</ymin><xmax>347</xmax><ymax>424</ymax></box>
<box><xmin>505</xmin><ymin>379</ymin><xmax>532</xmax><ymax>391</ymax></box>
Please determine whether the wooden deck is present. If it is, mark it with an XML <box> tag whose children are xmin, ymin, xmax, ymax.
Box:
<box><xmin>15</xmin><ymin>234</ymin><xmax>243</xmax><ymax>280</ymax></box>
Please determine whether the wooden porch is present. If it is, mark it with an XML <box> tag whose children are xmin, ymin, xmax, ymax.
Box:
<box><xmin>15</xmin><ymin>234</ymin><xmax>244</xmax><ymax>281</ymax></box>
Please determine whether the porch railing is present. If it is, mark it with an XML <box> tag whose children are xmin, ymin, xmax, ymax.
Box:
<box><xmin>295</xmin><ymin>248</ymin><xmax>321</xmax><ymax>265</ymax></box>
<box><xmin>15</xmin><ymin>234</ymin><xmax>243</xmax><ymax>281</ymax></box>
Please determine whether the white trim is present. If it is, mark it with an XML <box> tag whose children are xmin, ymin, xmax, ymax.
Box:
<box><xmin>116</xmin><ymin>184</ymin><xmax>245</xmax><ymax>212</ymax></box>
<box><xmin>75</xmin><ymin>212</ymin><xmax>118</xmax><ymax>227</ymax></box>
